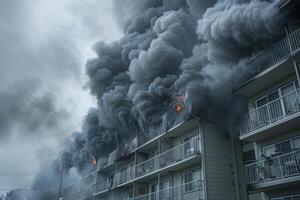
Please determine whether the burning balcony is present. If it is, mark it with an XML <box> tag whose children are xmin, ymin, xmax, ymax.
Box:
<box><xmin>133</xmin><ymin>180</ymin><xmax>204</xmax><ymax>200</ymax></box>
<box><xmin>233</xmin><ymin>28</ymin><xmax>300</xmax><ymax>96</ymax></box>
<box><xmin>244</xmin><ymin>150</ymin><xmax>300</xmax><ymax>187</ymax></box>
<box><xmin>135</xmin><ymin>138</ymin><xmax>201</xmax><ymax>179</ymax></box>
<box><xmin>239</xmin><ymin>89</ymin><xmax>300</xmax><ymax>140</ymax></box>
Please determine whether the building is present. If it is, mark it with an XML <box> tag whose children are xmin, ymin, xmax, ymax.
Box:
<box><xmin>62</xmin><ymin>117</ymin><xmax>242</xmax><ymax>200</ymax></box>
<box><xmin>232</xmin><ymin>0</ymin><xmax>300</xmax><ymax>199</ymax></box>
<box><xmin>62</xmin><ymin>1</ymin><xmax>300</xmax><ymax>199</ymax></box>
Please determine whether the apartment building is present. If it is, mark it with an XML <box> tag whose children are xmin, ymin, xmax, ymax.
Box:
<box><xmin>232</xmin><ymin>0</ymin><xmax>300</xmax><ymax>199</ymax></box>
<box><xmin>62</xmin><ymin>117</ymin><xmax>241</xmax><ymax>200</ymax></box>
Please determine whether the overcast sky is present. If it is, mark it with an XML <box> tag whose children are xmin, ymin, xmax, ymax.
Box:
<box><xmin>0</xmin><ymin>0</ymin><xmax>121</xmax><ymax>194</ymax></box>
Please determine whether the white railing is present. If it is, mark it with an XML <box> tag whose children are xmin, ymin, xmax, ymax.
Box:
<box><xmin>114</xmin><ymin>165</ymin><xmax>135</xmax><ymax>186</ymax></box>
<box><xmin>135</xmin><ymin>138</ymin><xmax>201</xmax><ymax>178</ymax></box>
<box><xmin>272</xmin><ymin>194</ymin><xmax>300</xmax><ymax>200</ymax></box>
<box><xmin>233</xmin><ymin>28</ymin><xmax>300</xmax><ymax>89</ymax></box>
<box><xmin>240</xmin><ymin>89</ymin><xmax>300</xmax><ymax>135</ymax></box>
<box><xmin>133</xmin><ymin>180</ymin><xmax>204</xmax><ymax>200</ymax></box>
<box><xmin>244</xmin><ymin>150</ymin><xmax>300</xmax><ymax>184</ymax></box>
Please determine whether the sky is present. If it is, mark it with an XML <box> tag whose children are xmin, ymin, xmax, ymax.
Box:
<box><xmin>0</xmin><ymin>0</ymin><xmax>121</xmax><ymax>194</ymax></box>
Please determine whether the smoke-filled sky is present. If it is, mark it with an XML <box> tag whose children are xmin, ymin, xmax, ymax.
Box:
<box><xmin>0</xmin><ymin>0</ymin><xmax>121</xmax><ymax>195</ymax></box>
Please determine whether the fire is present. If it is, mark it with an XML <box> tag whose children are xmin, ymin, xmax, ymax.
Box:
<box><xmin>175</xmin><ymin>103</ymin><xmax>184</xmax><ymax>113</ymax></box>
<box><xmin>174</xmin><ymin>95</ymin><xmax>185</xmax><ymax>113</ymax></box>
<box><xmin>90</xmin><ymin>155</ymin><xmax>97</xmax><ymax>166</ymax></box>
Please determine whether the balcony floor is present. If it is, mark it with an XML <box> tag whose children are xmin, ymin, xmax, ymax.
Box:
<box><xmin>249</xmin><ymin>175</ymin><xmax>300</xmax><ymax>192</ymax></box>
<box><xmin>135</xmin><ymin>154</ymin><xmax>201</xmax><ymax>182</ymax></box>
<box><xmin>240</xmin><ymin>111</ymin><xmax>300</xmax><ymax>142</ymax></box>
<box><xmin>234</xmin><ymin>47</ymin><xmax>300</xmax><ymax>97</ymax></box>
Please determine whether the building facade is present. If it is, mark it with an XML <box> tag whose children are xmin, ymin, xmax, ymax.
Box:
<box><xmin>62</xmin><ymin>118</ymin><xmax>240</xmax><ymax>200</ymax></box>
<box><xmin>233</xmin><ymin>0</ymin><xmax>300</xmax><ymax>199</ymax></box>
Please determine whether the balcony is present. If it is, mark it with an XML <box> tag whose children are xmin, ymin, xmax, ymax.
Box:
<box><xmin>135</xmin><ymin>138</ymin><xmax>201</xmax><ymax>179</ymax></box>
<box><xmin>239</xmin><ymin>89</ymin><xmax>300</xmax><ymax>141</ymax></box>
<box><xmin>233</xmin><ymin>28</ymin><xmax>300</xmax><ymax>96</ymax></box>
<box><xmin>114</xmin><ymin>165</ymin><xmax>135</xmax><ymax>187</ymax></box>
<box><xmin>272</xmin><ymin>194</ymin><xmax>300</xmax><ymax>200</ymax></box>
<box><xmin>94</xmin><ymin>180</ymin><xmax>111</xmax><ymax>195</ymax></box>
<box><xmin>244</xmin><ymin>150</ymin><xmax>300</xmax><ymax>188</ymax></box>
<box><xmin>133</xmin><ymin>180</ymin><xmax>204</xmax><ymax>200</ymax></box>
<box><xmin>63</xmin><ymin>182</ymin><xmax>95</xmax><ymax>200</ymax></box>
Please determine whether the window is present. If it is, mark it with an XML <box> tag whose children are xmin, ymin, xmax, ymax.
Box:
<box><xmin>243</xmin><ymin>149</ymin><xmax>256</xmax><ymax>164</ymax></box>
<box><xmin>150</xmin><ymin>184</ymin><xmax>158</xmax><ymax>200</ymax></box>
<box><xmin>184</xmin><ymin>169</ymin><xmax>201</xmax><ymax>193</ymax></box>
<box><xmin>256</xmin><ymin>90</ymin><xmax>279</xmax><ymax>108</ymax></box>
<box><xmin>182</xmin><ymin>129</ymin><xmax>199</xmax><ymax>156</ymax></box>
<box><xmin>159</xmin><ymin>180</ymin><xmax>170</xmax><ymax>199</ymax></box>
<box><xmin>262</xmin><ymin>135</ymin><xmax>300</xmax><ymax>157</ymax></box>
<box><xmin>292</xmin><ymin>137</ymin><xmax>300</xmax><ymax>150</ymax></box>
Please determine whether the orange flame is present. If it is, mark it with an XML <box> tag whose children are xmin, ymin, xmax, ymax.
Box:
<box><xmin>175</xmin><ymin>103</ymin><xmax>184</xmax><ymax>113</ymax></box>
<box><xmin>90</xmin><ymin>155</ymin><xmax>96</xmax><ymax>166</ymax></box>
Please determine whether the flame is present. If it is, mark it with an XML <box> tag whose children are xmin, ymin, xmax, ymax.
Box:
<box><xmin>175</xmin><ymin>103</ymin><xmax>184</xmax><ymax>113</ymax></box>
<box><xmin>174</xmin><ymin>95</ymin><xmax>185</xmax><ymax>113</ymax></box>
<box><xmin>90</xmin><ymin>155</ymin><xmax>96</xmax><ymax>166</ymax></box>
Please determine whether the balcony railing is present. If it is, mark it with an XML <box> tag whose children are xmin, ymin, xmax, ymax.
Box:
<box><xmin>95</xmin><ymin>180</ymin><xmax>111</xmax><ymax>194</ymax></box>
<box><xmin>244</xmin><ymin>150</ymin><xmax>300</xmax><ymax>184</ymax></box>
<box><xmin>233</xmin><ymin>28</ymin><xmax>300</xmax><ymax>90</ymax></box>
<box><xmin>133</xmin><ymin>180</ymin><xmax>204</xmax><ymax>200</ymax></box>
<box><xmin>240</xmin><ymin>89</ymin><xmax>300</xmax><ymax>135</ymax></box>
<box><xmin>114</xmin><ymin>165</ymin><xmax>135</xmax><ymax>186</ymax></box>
<box><xmin>135</xmin><ymin>138</ymin><xmax>201</xmax><ymax>178</ymax></box>
<box><xmin>272</xmin><ymin>194</ymin><xmax>300</xmax><ymax>200</ymax></box>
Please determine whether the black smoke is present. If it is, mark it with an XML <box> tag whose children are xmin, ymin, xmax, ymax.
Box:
<box><xmin>28</xmin><ymin>0</ymin><xmax>285</xmax><ymax>199</ymax></box>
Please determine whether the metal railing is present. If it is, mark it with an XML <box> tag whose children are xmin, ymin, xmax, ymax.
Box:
<box><xmin>244</xmin><ymin>150</ymin><xmax>300</xmax><ymax>184</ymax></box>
<box><xmin>95</xmin><ymin>179</ymin><xmax>111</xmax><ymax>194</ymax></box>
<box><xmin>240</xmin><ymin>89</ymin><xmax>300</xmax><ymax>135</ymax></box>
<box><xmin>114</xmin><ymin>165</ymin><xmax>135</xmax><ymax>186</ymax></box>
<box><xmin>272</xmin><ymin>194</ymin><xmax>300</xmax><ymax>200</ymax></box>
<box><xmin>133</xmin><ymin>180</ymin><xmax>204</xmax><ymax>200</ymax></box>
<box><xmin>233</xmin><ymin>28</ymin><xmax>300</xmax><ymax>90</ymax></box>
<box><xmin>135</xmin><ymin>138</ymin><xmax>201</xmax><ymax>178</ymax></box>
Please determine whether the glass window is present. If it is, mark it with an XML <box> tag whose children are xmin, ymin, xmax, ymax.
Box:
<box><xmin>151</xmin><ymin>184</ymin><xmax>158</xmax><ymax>200</ymax></box>
<box><xmin>263</xmin><ymin>145</ymin><xmax>276</xmax><ymax>157</ymax></box>
<box><xmin>268</xmin><ymin>91</ymin><xmax>280</xmax><ymax>102</ymax></box>
<box><xmin>292</xmin><ymin>137</ymin><xmax>300</xmax><ymax>150</ymax></box>
<box><xmin>184</xmin><ymin>170</ymin><xmax>201</xmax><ymax>193</ymax></box>
<box><xmin>256</xmin><ymin>96</ymin><xmax>268</xmax><ymax>108</ymax></box>
<box><xmin>182</xmin><ymin>131</ymin><xmax>198</xmax><ymax>156</ymax></box>
<box><xmin>159</xmin><ymin>180</ymin><xmax>170</xmax><ymax>199</ymax></box>
<box><xmin>275</xmin><ymin>140</ymin><xmax>291</xmax><ymax>154</ymax></box>
<box><xmin>281</xmin><ymin>82</ymin><xmax>295</xmax><ymax>96</ymax></box>
<box><xmin>243</xmin><ymin>150</ymin><xmax>256</xmax><ymax>164</ymax></box>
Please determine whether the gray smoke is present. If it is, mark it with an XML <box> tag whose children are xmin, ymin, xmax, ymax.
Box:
<box><xmin>28</xmin><ymin>0</ymin><xmax>285</xmax><ymax>199</ymax></box>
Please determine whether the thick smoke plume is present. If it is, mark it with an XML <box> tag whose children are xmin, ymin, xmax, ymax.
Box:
<box><xmin>22</xmin><ymin>0</ymin><xmax>285</xmax><ymax>199</ymax></box>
